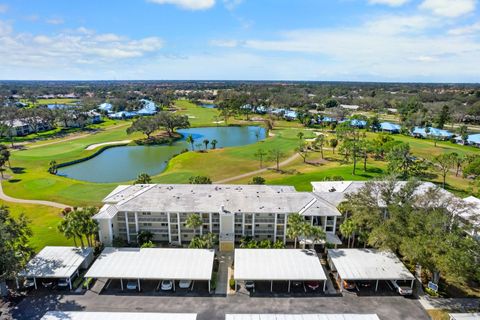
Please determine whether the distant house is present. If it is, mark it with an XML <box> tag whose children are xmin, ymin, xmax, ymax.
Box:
<box><xmin>98</xmin><ymin>103</ymin><xmax>113</xmax><ymax>114</ymax></box>
<box><xmin>108</xmin><ymin>111</ymin><xmax>138</xmax><ymax>119</ymax></box>
<box><xmin>340</xmin><ymin>104</ymin><xmax>360</xmax><ymax>110</ymax></box>
<box><xmin>350</xmin><ymin>119</ymin><xmax>367</xmax><ymax>128</ymax></box>
<box><xmin>412</xmin><ymin>127</ymin><xmax>453</xmax><ymax>140</ymax></box>
<box><xmin>380</xmin><ymin>122</ymin><xmax>401</xmax><ymax>134</ymax></box>
<box><xmin>283</xmin><ymin>110</ymin><xmax>298</xmax><ymax>120</ymax></box>
<box><xmin>137</xmin><ymin>99</ymin><xmax>157</xmax><ymax>116</ymax></box>
<box><xmin>454</xmin><ymin>133</ymin><xmax>480</xmax><ymax>147</ymax></box>
<box><xmin>254</xmin><ymin>106</ymin><xmax>267</xmax><ymax>114</ymax></box>
<box><xmin>47</xmin><ymin>104</ymin><xmax>73</xmax><ymax>110</ymax></box>
<box><xmin>15</xmin><ymin>102</ymin><xmax>28</xmax><ymax>108</ymax></box>
<box><xmin>318</xmin><ymin>116</ymin><xmax>337</xmax><ymax>124</ymax></box>
<box><xmin>1</xmin><ymin>119</ymin><xmax>52</xmax><ymax>136</ymax></box>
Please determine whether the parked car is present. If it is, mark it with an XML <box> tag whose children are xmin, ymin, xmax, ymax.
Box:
<box><xmin>161</xmin><ymin>280</ymin><xmax>173</xmax><ymax>291</ymax></box>
<box><xmin>390</xmin><ymin>280</ymin><xmax>413</xmax><ymax>296</ymax></box>
<box><xmin>245</xmin><ymin>280</ymin><xmax>255</xmax><ymax>291</ymax></box>
<box><xmin>356</xmin><ymin>281</ymin><xmax>372</xmax><ymax>288</ymax></box>
<box><xmin>57</xmin><ymin>279</ymin><xmax>70</xmax><ymax>288</ymax></box>
<box><xmin>126</xmin><ymin>280</ymin><xmax>138</xmax><ymax>290</ymax></box>
<box><xmin>179</xmin><ymin>280</ymin><xmax>192</xmax><ymax>289</ymax></box>
<box><xmin>24</xmin><ymin>278</ymin><xmax>35</xmax><ymax>288</ymax></box>
<box><xmin>41</xmin><ymin>280</ymin><xmax>54</xmax><ymax>288</ymax></box>
<box><xmin>336</xmin><ymin>277</ymin><xmax>356</xmax><ymax>290</ymax></box>
<box><xmin>305</xmin><ymin>281</ymin><xmax>320</xmax><ymax>291</ymax></box>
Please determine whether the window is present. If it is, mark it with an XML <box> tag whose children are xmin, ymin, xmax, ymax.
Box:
<box><xmin>143</xmin><ymin>223</ymin><xmax>152</xmax><ymax>227</ymax></box>
<box><xmin>142</xmin><ymin>212</ymin><xmax>151</xmax><ymax>216</ymax></box>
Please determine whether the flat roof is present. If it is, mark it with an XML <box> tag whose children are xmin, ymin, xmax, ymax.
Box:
<box><xmin>95</xmin><ymin>184</ymin><xmax>340</xmax><ymax>219</ymax></box>
<box><xmin>226</xmin><ymin>315</ymin><xmax>380</xmax><ymax>320</ymax></box>
<box><xmin>85</xmin><ymin>248</ymin><xmax>214</xmax><ymax>281</ymax></box>
<box><xmin>41</xmin><ymin>311</ymin><xmax>197</xmax><ymax>320</ymax></box>
<box><xmin>328</xmin><ymin>249</ymin><xmax>414</xmax><ymax>281</ymax></box>
<box><xmin>449</xmin><ymin>313</ymin><xmax>480</xmax><ymax>320</ymax></box>
<box><xmin>19</xmin><ymin>246</ymin><xmax>93</xmax><ymax>279</ymax></box>
<box><xmin>234</xmin><ymin>249</ymin><xmax>327</xmax><ymax>281</ymax></box>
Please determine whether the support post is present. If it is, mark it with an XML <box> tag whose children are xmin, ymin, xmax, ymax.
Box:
<box><xmin>251</xmin><ymin>214</ymin><xmax>255</xmax><ymax>237</ymax></box>
<box><xmin>191</xmin><ymin>281</ymin><xmax>195</xmax><ymax>291</ymax></box>
<box><xmin>209</xmin><ymin>213</ymin><xmax>213</xmax><ymax>233</ymax></box>
<box><xmin>411</xmin><ymin>279</ymin><xmax>414</xmax><ymax>289</ymax></box>
<box><xmin>173</xmin><ymin>280</ymin><xmax>176</xmax><ymax>292</ymax></box>
<box><xmin>323</xmin><ymin>280</ymin><xmax>326</xmax><ymax>292</ymax></box>
<box><xmin>135</xmin><ymin>212</ymin><xmax>139</xmax><ymax>235</ymax></box>
<box><xmin>340</xmin><ymin>277</ymin><xmax>344</xmax><ymax>293</ymax></box>
<box><xmin>177</xmin><ymin>213</ymin><xmax>182</xmax><ymax>245</ymax></box>
<box><xmin>270</xmin><ymin>280</ymin><xmax>273</xmax><ymax>293</ymax></box>
<box><xmin>288</xmin><ymin>280</ymin><xmax>291</xmax><ymax>293</ymax></box>
<box><xmin>375</xmin><ymin>280</ymin><xmax>379</xmax><ymax>292</ymax></box>
<box><xmin>138</xmin><ymin>279</ymin><xmax>141</xmax><ymax>292</ymax></box>
<box><xmin>167</xmin><ymin>213</ymin><xmax>172</xmax><ymax>243</ymax></box>
<box><xmin>15</xmin><ymin>277</ymin><xmax>19</xmax><ymax>289</ymax></box>
<box><xmin>235</xmin><ymin>280</ymin><xmax>237</xmax><ymax>292</ymax></box>
<box><xmin>120</xmin><ymin>279</ymin><xmax>124</xmax><ymax>291</ymax></box>
<box><xmin>242</xmin><ymin>214</ymin><xmax>245</xmax><ymax>237</ymax></box>
<box><xmin>125</xmin><ymin>212</ymin><xmax>130</xmax><ymax>243</ymax></box>
<box><xmin>34</xmin><ymin>277</ymin><xmax>37</xmax><ymax>290</ymax></box>
<box><xmin>69</xmin><ymin>277</ymin><xmax>72</xmax><ymax>290</ymax></box>
<box><xmin>274</xmin><ymin>214</ymin><xmax>277</xmax><ymax>240</ymax></box>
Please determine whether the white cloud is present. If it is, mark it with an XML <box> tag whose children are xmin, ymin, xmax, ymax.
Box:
<box><xmin>0</xmin><ymin>4</ymin><xmax>8</xmax><ymax>13</ymax></box>
<box><xmin>368</xmin><ymin>0</ymin><xmax>410</xmax><ymax>7</ymax></box>
<box><xmin>45</xmin><ymin>18</ymin><xmax>64</xmax><ymax>25</ymax></box>
<box><xmin>210</xmin><ymin>39</ymin><xmax>240</xmax><ymax>47</ymax></box>
<box><xmin>223</xmin><ymin>0</ymin><xmax>243</xmax><ymax>10</ymax></box>
<box><xmin>419</xmin><ymin>0</ymin><xmax>476</xmax><ymax>18</ymax></box>
<box><xmin>449</xmin><ymin>21</ymin><xmax>480</xmax><ymax>35</ymax></box>
<box><xmin>147</xmin><ymin>0</ymin><xmax>215</xmax><ymax>10</ymax></box>
<box><xmin>0</xmin><ymin>20</ymin><xmax>163</xmax><ymax>73</ymax></box>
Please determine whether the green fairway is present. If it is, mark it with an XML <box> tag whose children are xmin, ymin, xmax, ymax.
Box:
<box><xmin>1</xmin><ymin>200</ymin><xmax>73</xmax><ymax>252</ymax></box>
<box><xmin>175</xmin><ymin>100</ymin><xmax>223</xmax><ymax>127</ymax></box>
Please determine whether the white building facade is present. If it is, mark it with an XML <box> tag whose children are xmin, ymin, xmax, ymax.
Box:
<box><xmin>94</xmin><ymin>184</ymin><xmax>342</xmax><ymax>248</ymax></box>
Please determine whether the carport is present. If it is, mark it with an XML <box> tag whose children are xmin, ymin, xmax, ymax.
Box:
<box><xmin>449</xmin><ymin>313</ymin><xmax>480</xmax><ymax>320</ymax></box>
<box><xmin>226</xmin><ymin>314</ymin><xmax>380</xmax><ymax>320</ymax></box>
<box><xmin>327</xmin><ymin>249</ymin><xmax>415</xmax><ymax>292</ymax></box>
<box><xmin>41</xmin><ymin>311</ymin><xmax>197</xmax><ymax>319</ymax></box>
<box><xmin>85</xmin><ymin>247</ymin><xmax>214</xmax><ymax>292</ymax></box>
<box><xmin>234</xmin><ymin>249</ymin><xmax>327</xmax><ymax>293</ymax></box>
<box><xmin>17</xmin><ymin>246</ymin><xmax>93</xmax><ymax>290</ymax></box>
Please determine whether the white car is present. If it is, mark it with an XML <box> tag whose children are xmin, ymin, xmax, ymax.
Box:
<box><xmin>179</xmin><ymin>280</ymin><xmax>192</xmax><ymax>289</ymax></box>
<box><xmin>126</xmin><ymin>280</ymin><xmax>138</xmax><ymax>290</ymax></box>
<box><xmin>161</xmin><ymin>280</ymin><xmax>173</xmax><ymax>291</ymax></box>
<box><xmin>24</xmin><ymin>278</ymin><xmax>36</xmax><ymax>288</ymax></box>
<box><xmin>390</xmin><ymin>280</ymin><xmax>413</xmax><ymax>296</ymax></box>
<box><xmin>57</xmin><ymin>279</ymin><xmax>70</xmax><ymax>288</ymax></box>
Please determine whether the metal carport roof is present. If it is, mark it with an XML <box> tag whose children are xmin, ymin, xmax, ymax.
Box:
<box><xmin>19</xmin><ymin>246</ymin><xmax>93</xmax><ymax>279</ymax></box>
<box><xmin>234</xmin><ymin>249</ymin><xmax>326</xmax><ymax>281</ymax></box>
<box><xmin>328</xmin><ymin>249</ymin><xmax>414</xmax><ymax>281</ymax></box>
<box><xmin>85</xmin><ymin>247</ymin><xmax>214</xmax><ymax>280</ymax></box>
<box><xmin>226</xmin><ymin>314</ymin><xmax>380</xmax><ymax>320</ymax></box>
<box><xmin>41</xmin><ymin>311</ymin><xmax>197</xmax><ymax>320</ymax></box>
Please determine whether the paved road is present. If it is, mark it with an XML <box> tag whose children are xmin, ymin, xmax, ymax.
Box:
<box><xmin>419</xmin><ymin>295</ymin><xmax>480</xmax><ymax>310</ymax></box>
<box><xmin>214</xmin><ymin>154</ymin><xmax>300</xmax><ymax>184</ymax></box>
<box><xmin>12</xmin><ymin>290</ymin><xmax>430</xmax><ymax>320</ymax></box>
<box><xmin>0</xmin><ymin>182</ymin><xmax>68</xmax><ymax>209</ymax></box>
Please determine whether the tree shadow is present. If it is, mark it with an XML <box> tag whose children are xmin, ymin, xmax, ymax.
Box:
<box><xmin>10</xmin><ymin>167</ymin><xmax>25</xmax><ymax>174</ymax></box>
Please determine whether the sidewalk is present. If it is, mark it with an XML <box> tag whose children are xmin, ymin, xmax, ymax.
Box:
<box><xmin>419</xmin><ymin>295</ymin><xmax>480</xmax><ymax>311</ymax></box>
<box><xmin>215</xmin><ymin>252</ymin><xmax>233</xmax><ymax>295</ymax></box>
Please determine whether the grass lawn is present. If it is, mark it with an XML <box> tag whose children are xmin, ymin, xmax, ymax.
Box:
<box><xmin>0</xmin><ymin>200</ymin><xmax>73</xmax><ymax>252</ymax></box>
<box><xmin>175</xmin><ymin>100</ymin><xmax>223</xmax><ymax>127</ymax></box>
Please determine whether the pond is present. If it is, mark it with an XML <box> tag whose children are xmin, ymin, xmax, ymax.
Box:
<box><xmin>199</xmin><ymin>103</ymin><xmax>216</xmax><ymax>108</ymax></box>
<box><xmin>57</xmin><ymin>126</ymin><xmax>266</xmax><ymax>183</ymax></box>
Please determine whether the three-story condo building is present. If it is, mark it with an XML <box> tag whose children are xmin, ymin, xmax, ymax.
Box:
<box><xmin>94</xmin><ymin>183</ymin><xmax>343</xmax><ymax>249</ymax></box>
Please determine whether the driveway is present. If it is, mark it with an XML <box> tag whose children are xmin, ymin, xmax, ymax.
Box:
<box><xmin>12</xmin><ymin>290</ymin><xmax>430</xmax><ymax>320</ymax></box>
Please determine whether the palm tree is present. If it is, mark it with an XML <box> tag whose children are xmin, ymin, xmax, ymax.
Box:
<box><xmin>186</xmin><ymin>134</ymin><xmax>195</xmax><ymax>150</ymax></box>
<box><xmin>211</xmin><ymin>139</ymin><xmax>218</xmax><ymax>149</ymax></box>
<box><xmin>340</xmin><ymin>219</ymin><xmax>356</xmax><ymax>248</ymax></box>
<box><xmin>203</xmin><ymin>139</ymin><xmax>209</xmax><ymax>150</ymax></box>
<box><xmin>286</xmin><ymin>213</ymin><xmax>305</xmax><ymax>248</ymax></box>
<box><xmin>48</xmin><ymin>160</ymin><xmax>58</xmax><ymax>174</ymax></box>
<box><xmin>135</xmin><ymin>173</ymin><xmax>151</xmax><ymax>184</ymax></box>
<box><xmin>185</xmin><ymin>213</ymin><xmax>203</xmax><ymax>235</ymax></box>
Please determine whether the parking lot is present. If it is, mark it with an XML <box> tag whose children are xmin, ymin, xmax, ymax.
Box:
<box><xmin>10</xmin><ymin>288</ymin><xmax>430</xmax><ymax>320</ymax></box>
<box><xmin>98</xmin><ymin>279</ymin><xmax>211</xmax><ymax>297</ymax></box>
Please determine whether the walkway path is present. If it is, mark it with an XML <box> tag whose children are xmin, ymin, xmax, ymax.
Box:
<box><xmin>0</xmin><ymin>181</ymin><xmax>69</xmax><ymax>209</ymax></box>
<box><xmin>17</xmin><ymin>123</ymin><xmax>130</xmax><ymax>150</ymax></box>
<box><xmin>214</xmin><ymin>154</ymin><xmax>300</xmax><ymax>184</ymax></box>
<box><xmin>419</xmin><ymin>295</ymin><xmax>480</xmax><ymax>311</ymax></box>
<box><xmin>85</xmin><ymin>140</ymin><xmax>131</xmax><ymax>150</ymax></box>
<box><xmin>215</xmin><ymin>252</ymin><xmax>233</xmax><ymax>295</ymax></box>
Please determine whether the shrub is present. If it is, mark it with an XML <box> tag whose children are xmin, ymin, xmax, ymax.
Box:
<box><xmin>229</xmin><ymin>278</ymin><xmax>236</xmax><ymax>290</ymax></box>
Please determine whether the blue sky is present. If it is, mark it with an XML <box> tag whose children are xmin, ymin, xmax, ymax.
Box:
<box><xmin>0</xmin><ymin>0</ymin><xmax>479</xmax><ymax>82</ymax></box>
